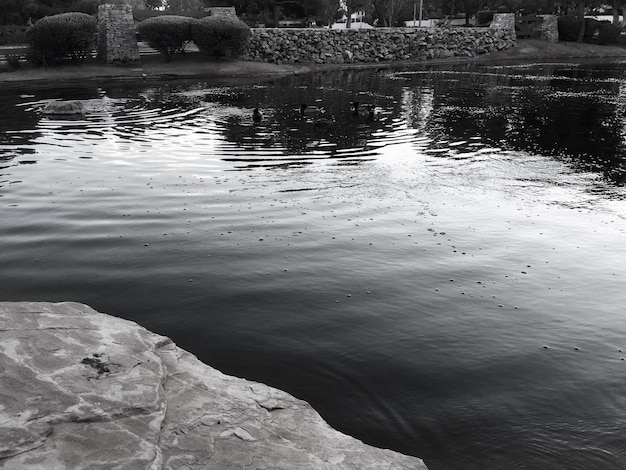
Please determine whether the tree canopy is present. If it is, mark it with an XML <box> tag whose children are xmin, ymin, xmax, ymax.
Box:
<box><xmin>2</xmin><ymin>0</ymin><xmax>624</xmax><ymax>28</ymax></box>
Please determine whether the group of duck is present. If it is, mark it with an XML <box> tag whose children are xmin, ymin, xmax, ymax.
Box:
<box><xmin>252</xmin><ymin>101</ymin><xmax>379</xmax><ymax>127</ymax></box>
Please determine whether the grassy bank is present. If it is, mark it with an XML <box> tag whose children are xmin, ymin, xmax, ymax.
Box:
<box><xmin>1</xmin><ymin>39</ymin><xmax>625</xmax><ymax>84</ymax></box>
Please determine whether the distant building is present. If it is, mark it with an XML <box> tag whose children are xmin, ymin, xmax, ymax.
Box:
<box><xmin>586</xmin><ymin>14</ymin><xmax>624</xmax><ymax>23</ymax></box>
<box><xmin>332</xmin><ymin>10</ymin><xmax>373</xmax><ymax>29</ymax></box>
<box><xmin>404</xmin><ymin>17</ymin><xmax>475</xmax><ymax>28</ymax></box>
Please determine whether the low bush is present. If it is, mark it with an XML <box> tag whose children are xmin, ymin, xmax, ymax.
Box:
<box><xmin>136</xmin><ymin>15</ymin><xmax>194</xmax><ymax>62</ymax></box>
<box><xmin>0</xmin><ymin>25</ymin><xmax>28</xmax><ymax>46</ymax></box>
<box><xmin>26</xmin><ymin>12</ymin><xmax>96</xmax><ymax>65</ymax></box>
<box><xmin>191</xmin><ymin>16</ymin><xmax>251</xmax><ymax>58</ymax></box>
<box><xmin>558</xmin><ymin>15</ymin><xmax>583</xmax><ymax>42</ymax></box>
<box><xmin>598</xmin><ymin>22</ymin><xmax>621</xmax><ymax>44</ymax></box>
<box><xmin>476</xmin><ymin>11</ymin><xmax>495</xmax><ymax>27</ymax></box>
<box><xmin>583</xmin><ymin>18</ymin><xmax>601</xmax><ymax>42</ymax></box>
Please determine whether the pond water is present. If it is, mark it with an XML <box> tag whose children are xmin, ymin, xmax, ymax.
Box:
<box><xmin>2</xmin><ymin>58</ymin><xmax>626</xmax><ymax>469</ymax></box>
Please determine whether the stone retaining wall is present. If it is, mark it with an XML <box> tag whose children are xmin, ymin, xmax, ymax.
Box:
<box><xmin>244</xmin><ymin>26</ymin><xmax>516</xmax><ymax>65</ymax></box>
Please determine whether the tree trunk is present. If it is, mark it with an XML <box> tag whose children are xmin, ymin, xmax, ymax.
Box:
<box><xmin>262</xmin><ymin>6</ymin><xmax>272</xmax><ymax>26</ymax></box>
<box><xmin>272</xmin><ymin>4</ymin><xmax>280</xmax><ymax>26</ymax></box>
<box><xmin>262</xmin><ymin>5</ymin><xmax>279</xmax><ymax>27</ymax></box>
<box><xmin>576</xmin><ymin>1</ymin><xmax>585</xmax><ymax>43</ymax></box>
<box><xmin>346</xmin><ymin>9</ymin><xmax>352</xmax><ymax>28</ymax></box>
<box><xmin>612</xmin><ymin>0</ymin><xmax>620</xmax><ymax>25</ymax></box>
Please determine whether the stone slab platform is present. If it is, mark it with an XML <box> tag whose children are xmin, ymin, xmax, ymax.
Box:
<box><xmin>0</xmin><ymin>301</ymin><xmax>428</xmax><ymax>469</ymax></box>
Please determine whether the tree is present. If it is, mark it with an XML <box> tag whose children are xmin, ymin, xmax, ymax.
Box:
<box><xmin>371</xmin><ymin>0</ymin><xmax>412</xmax><ymax>26</ymax></box>
<box><xmin>0</xmin><ymin>0</ymin><xmax>175</xmax><ymax>23</ymax></box>
<box><xmin>610</xmin><ymin>0</ymin><xmax>626</xmax><ymax>26</ymax></box>
<box><xmin>202</xmin><ymin>0</ymin><xmax>343</xmax><ymax>26</ymax></box>
<box><xmin>459</xmin><ymin>0</ymin><xmax>481</xmax><ymax>24</ymax></box>
<box><xmin>0</xmin><ymin>0</ymin><xmax>35</xmax><ymax>25</ymax></box>
<box><xmin>576</xmin><ymin>1</ymin><xmax>586</xmax><ymax>42</ymax></box>
<box><xmin>316</xmin><ymin>0</ymin><xmax>342</xmax><ymax>25</ymax></box>
<box><xmin>0</xmin><ymin>0</ymin><xmax>104</xmax><ymax>24</ymax></box>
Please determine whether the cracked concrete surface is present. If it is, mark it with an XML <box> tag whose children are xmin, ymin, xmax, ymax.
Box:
<box><xmin>0</xmin><ymin>302</ymin><xmax>428</xmax><ymax>469</ymax></box>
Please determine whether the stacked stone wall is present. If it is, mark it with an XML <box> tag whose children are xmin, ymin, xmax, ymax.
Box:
<box><xmin>244</xmin><ymin>27</ymin><xmax>516</xmax><ymax>65</ymax></box>
<box><xmin>97</xmin><ymin>4</ymin><xmax>139</xmax><ymax>64</ymax></box>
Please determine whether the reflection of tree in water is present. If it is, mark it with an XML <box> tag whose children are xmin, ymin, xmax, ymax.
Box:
<box><xmin>507</xmin><ymin>90</ymin><xmax>625</xmax><ymax>184</ymax></box>
<box><xmin>162</xmin><ymin>64</ymin><xmax>626</xmax><ymax>183</ymax></box>
<box><xmin>7</xmin><ymin>63</ymin><xmax>621</xmax><ymax>187</ymax></box>
<box><xmin>413</xmin><ymin>65</ymin><xmax>626</xmax><ymax>185</ymax></box>
<box><xmin>0</xmin><ymin>89</ymin><xmax>43</xmax><ymax>171</ymax></box>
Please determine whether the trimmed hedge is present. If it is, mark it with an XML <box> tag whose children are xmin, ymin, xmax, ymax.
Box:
<box><xmin>558</xmin><ymin>16</ymin><xmax>622</xmax><ymax>44</ymax></box>
<box><xmin>598</xmin><ymin>22</ymin><xmax>621</xmax><ymax>44</ymax></box>
<box><xmin>191</xmin><ymin>16</ymin><xmax>251</xmax><ymax>58</ymax></box>
<box><xmin>557</xmin><ymin>15</ymin><xmax>582</xmax><ymax>42</ymax></box>
<box><xmin>137</xmin><ymin>15</ymin><xmax>194</xmax><ymax>62</ymax></box>
<box><xmin>26</xmin><ymin>12</ymin><xmax>96</xmax><ymax>65</ymax></box>
<box><xmin>584</xmin><ymin>18</ymin><xmax>601</xmax><ymax>41</ymax></box>
<box><xmin>477</xmin><ymin>11</ymin><xmax>495</xmax><ymax>27</ymax></box>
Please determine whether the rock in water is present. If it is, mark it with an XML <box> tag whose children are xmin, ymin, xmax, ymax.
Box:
<box><xmin>0</xmin><ymin>301</ymin><xmax>429</xmax><ymax>470</ymax></box>
<box><xmin>41</xmin><ymin>101</ymin><xmax>85</xmax><ymax>116</ymax></box>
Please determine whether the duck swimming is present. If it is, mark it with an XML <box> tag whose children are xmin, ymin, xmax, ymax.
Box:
<box><xmin>300</xmin><ymin>103</ymin><xmax>323</xmax><ymax>117</ymax></box>
<box><xmin>313</xmin><ymin>115</ymin><xmax>334</xmax><ymax>127</ymax></box>
<box><xmin>253</xmin><ymin>107</ymin><xmax>263</xmax><ymax>122</ymax></box>
<box><xmin>351</xmin><ymin>101</ymin><xmax>370</xmax><ymax>116</ymax></box>
<box><xmin>352</xmin><ymin>101</ymin><xmax>379</xmax><ymax>121</ymax></box>
<box><xmin>366</xmin><ymin>105</ymin><xmax>380</xmax><ymax>122</ymax></box>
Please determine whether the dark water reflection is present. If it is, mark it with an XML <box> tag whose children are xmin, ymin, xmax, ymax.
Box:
<box><xmin>2</xmin><ymin>59</ymin><xmax>626</xmax><ymax>470</ymax></box>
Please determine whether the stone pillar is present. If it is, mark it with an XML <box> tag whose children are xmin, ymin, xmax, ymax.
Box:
<box><xmin>539</xmin><ymin>15</ymin><xmax>559</xmax><ymax>42</ymax></box>
<box><xmin>97</xmin><ymin>4</ymin><xmax>139</xmax><ymax>65</ymax></box>
<box><xmin>490</xmin><ymin>13</ymin><xmax>515</xmax><ymax>30</ymax></box>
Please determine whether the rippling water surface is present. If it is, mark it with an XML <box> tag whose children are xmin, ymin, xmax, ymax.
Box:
<box><xmin>2</xmin><ymin>59</ymin><xmax>626</xmax><ymax>469</ymax></box>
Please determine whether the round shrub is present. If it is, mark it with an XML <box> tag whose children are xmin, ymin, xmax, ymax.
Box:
<box><xmin>557</xmin><ymin>15</ymin><xmax>583</xmax><ymax>42</ymax></box>
<box><xmin>598</xmin><ymin>22</ymin><xmax>621</xmax><ymax>45</ymax></box>
<box><xmin>26</xmin><ymin>12</ymin><xmax>96</xmax><ymax>65</ymax></box>
<box><xmin>191</xmin><ymin>16</ymin><xmax>251</xmax><ymax>59</ymax></box>
<box><xmin>583</xmin><ymin>18</ymin><xmax>601</xmax><ymax>42</ymax></box>
<box><xmin>476</xmin><ymin>11</ymin><xmax>495</xmax><ymax>27</ymax></box>
<box><xmin>136</xmin><ymin>15</ymin><xmax>194</xmax><ymax>62</ymax></box>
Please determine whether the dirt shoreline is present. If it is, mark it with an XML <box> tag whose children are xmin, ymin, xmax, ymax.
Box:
<box><xmin>1</xmin><ymin>39</ymin><xmax>625</xmax><ymax>85</ymax></box>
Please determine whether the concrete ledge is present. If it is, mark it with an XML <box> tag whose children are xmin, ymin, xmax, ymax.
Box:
<box><xmin>0</xmin><ymin>301</ymin><xmax>428</xmax><ymax>469</ymax></box>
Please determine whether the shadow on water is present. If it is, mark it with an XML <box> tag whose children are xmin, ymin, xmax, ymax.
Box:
<box><xmin>2</xmin><ymin>59</ymin><xmax>626</xmax><ymax>470</ymax></box>
<box><xmin>392</xmin><ymin>61</ymin><xmax>626</xmax><ymax>187</ymax></box>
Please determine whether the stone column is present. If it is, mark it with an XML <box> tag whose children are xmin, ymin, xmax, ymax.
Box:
<box><xmin>539</xmin><ymin>15</ymin><xmax>559</xmax><ymax>42</ymax></box>
<box><xmin>97</xmin><ymin>4</ymin><xmax>140</xmax><ymax>65</ymax></box>
<box><xmin>490</xmin><ymin>13</ymin><xmax>515</xmax><ymax>30</ymax></box>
